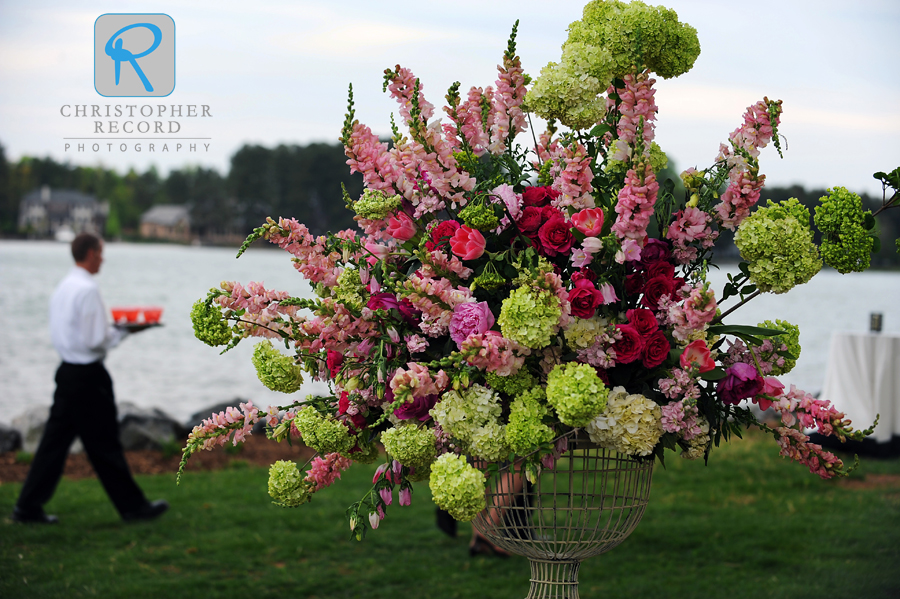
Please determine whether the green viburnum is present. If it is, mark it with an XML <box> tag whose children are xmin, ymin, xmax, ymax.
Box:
<box><xmin>458</xmin><ymin>202</ymin><xmax>500</xmax><ymax>231</ymax></box>
<box><xmin>564</xmin><ymin>315</ymin><xmax>609</xmax><ymax>349</ymax></box>
<box><xmin>649</xmin><ymin>142</ymin><xmax>668</xmax><ymax>173</ymax></box>
<box><xmin>251</xmin><ymin>341</ymin><xmax>303</xmax><ymax>394</ymax></box>
<box><xmin>758</xmin><ymin>319</ymin><xmax>801</xmax><ymax>376</ymax></box>
<box><xmin>267</xmin><ymin>460</ymin><xmax>312</xmax><ymax>507</ymax></box>
<box><xmin>546</xmin><ymin>362</ymin><xmax>609</xmax><ymax>427</ymax></box>
<box><xmin>190</xmin><ymin>298</ymin><xmax>231</xmax><ymax>347</ymax></box>
<box><xmin>814</xmin><ymin>186</ymin><xmax>874</xmax><ymax>274</ymax></box>
<box><xmin>352</xmin><ymin>439</ymin><xmax>380</xmax><ymax>464</ymax></box>
<box><xmin>429</xmin><ymin>453</ymin><xmax>487</xmax><ymax>522</ymax></box>
<box><xmin>352</xmin><ymin>188</ymin><xmax>402</xmax><ymax>221</ymax></box>
<box><xmin>734</xmin><ymin>198</ymin><xmax>822</xmax><ymax>294</ymax></box>
<box><xmin>498</xmin><ymin>287</ymin><xmax>562</xmax><ymax>349</ymax></box>
<box><xmin>526</xmin><ymin>0</ymin><xmax>700</xmax><ymax>130</ymax></box>
<box><xmin>484</xmin><ymin>369</ymin><xmax>537</xmax><ymax>396</ymax></box>
<box><xmin>381</xmin><ymin>424</ymin><xmax>437</xmax><ymax>472</ymax></box>
<box><xmin>293</xmin><ymin>406</ymin><xmax>356</xmax><ymax>456</ymax></box>
<box><xmin>334</xmin><ymin>268</ymin><xmax>366</xmax><ymax>311</ymax></box>
<box><xmin>506</xmin><ymin>387</ymin><xmax>555</xmax><ymax>455</ymax></box>
<box><xmin>430</xmin><ymin>384</ymin><xmax>508</xmax><ymax>461</ymax></box>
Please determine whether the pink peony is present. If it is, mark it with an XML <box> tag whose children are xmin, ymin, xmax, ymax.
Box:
<box><xmin>386</xmin><ymin>212</ymin><xmax>416</xmax><ymax>242</ymax></box>
<box><xmin>449</xmin><ymin>225</ymin><xmax>486</xmax><ymax>260</ymax></box>
<box><xmin>449</xmin><ymin>301</ymin><xmax>495</xmax><ymax>346</ymax></box>
<box><xmin>571</xmin><ymin>208</ymin><xmax>605</xmax><ymax>237</ymax></box>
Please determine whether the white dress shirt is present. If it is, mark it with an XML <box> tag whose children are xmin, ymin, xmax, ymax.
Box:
<box><xmin>49</xmin><ymin>266</ymin><xmax>128</xmax><ymax>364</ymax></box>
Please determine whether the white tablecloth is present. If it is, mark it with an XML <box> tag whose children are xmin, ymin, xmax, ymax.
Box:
<box><xmin>819</xmin><ymin>332</ymin><xmax>900</xmax><ymax>443</ymax></box>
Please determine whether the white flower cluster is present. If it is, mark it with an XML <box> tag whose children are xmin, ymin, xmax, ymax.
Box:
<box><xmin>586</xmin><ymin>386</ymin><xmax>663</xmax><ymax>456</ymax></box>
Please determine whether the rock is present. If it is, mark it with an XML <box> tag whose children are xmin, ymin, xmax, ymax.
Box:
<box><xmin>117</xmin><ymin>402</ymin><xmax>188</xmax><ymax>451</ymax></box>
<box><xmin>11</xmin><ymin>406</ymin><xmax>83</xmax><ymax>454</ymax></box>
<box><xmin>0</xmin><ymin>422</ymin><xmax>23</xmax><ymax>453</ymax></box>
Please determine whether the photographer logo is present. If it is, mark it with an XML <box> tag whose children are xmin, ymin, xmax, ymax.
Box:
<box><xmin>94</xmin><ymin>14</ymin><xmax>175</xmax><ymax>97</ymax></box>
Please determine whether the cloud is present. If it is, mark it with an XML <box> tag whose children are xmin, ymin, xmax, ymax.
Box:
<box><xmin>272</xmin><ymin>21</ymin><xmax>457</xmax><ymax>58</ymax></box>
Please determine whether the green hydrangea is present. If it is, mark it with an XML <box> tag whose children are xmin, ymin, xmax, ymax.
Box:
<box><xmin>251</xmin><ymin>341</ymin><xmax>303</xmax><ymax>394</ymax></box>
<box><xmin>734</xmin><ymin>199</ymin><xmax>822</xmax><ymax>294</ymax></box>
<box><xmin>526</xmin><ymin>0</ymin><xmax>700</xmax><ymax>129</ymax></box>
<box><xmin>649</xmin><ymin>142</ymin><xmax>668</xmax><ymax>173</ymax></box>
<box><xmin>334</xmin><ymin>268</ymin><xmax>366</xmax><ymax>311</ymax></box>
<box><xmin>506</xmin><ymin>387</ymin><xmax>555</xmax><ymax>454</ymax></box>
<box><xmin>546</xmin><ymin>363</ymin><xmax>609</xmax><ymax>427</ymax></box>
<box><xmin>459</xmin><ymin>202</ymin><xmax>500</xmax><ymax>231</ymax></box>
<box><xmin>498</xmin><ymin>287</ymin><xmax>562</xmax><ymax>349</ymax></box>
<box><xmin>267</xmin><ymin>460</ymin><xmax>312</xmax><ymax>507</ymax></box>
<box><xmin>814</xmin><ymin>186</ymin><xmax>874</xmax><ymax>274</ymax></box>
<box><xmin>484</xmin><ymin>369</ymin><xmax>537</xmax><ymax>396</ymax></box>
<box><xmin>353</xmin><ymin>439</ymin><xmax>380</xmax><ymax>464</ymax></box>
<box><xmin>352</xmin><ymin>188</ymin><xmax>402</xmax><ymax>221</ymax></box>
<box><xmin>293</xmin><ymin>406</ymin><xmax>356</xmax><ymax>456</ymax></box>
<box><xmin>758</xmin><ymin>319</ymin><xmax>801</xmax><ymax>376</ymax></box>
<box><xmin>381</xmin><ymin>424</ymin><xmax>437</xmax><ymax>472</ymax></box>
<box><xmin>430</xmin><ymin>384</ymin><xmax>507</xmax><ymax>461</ymax></box>
<box><xmin>429</xmin><ymin>453</ymin><xmax>486</xmax><ymax>522</ymax></box>
<box><xmin>190</xmin><ymin>298</ymin><xmax>231</xmax><ymax>347</ymax></box>
<box><xmin>564</xmin><ymin>315</ymin><xmax>608</xmax><ymax>349</ymax></box>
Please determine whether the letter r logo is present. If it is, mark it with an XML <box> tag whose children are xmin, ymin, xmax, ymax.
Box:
<box><xmin>95</xmin><ymin>14</ymin><xmax>175</xmax><ymax>97</ymax></box>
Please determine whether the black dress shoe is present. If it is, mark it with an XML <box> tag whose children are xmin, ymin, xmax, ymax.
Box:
<box><xmin>122</xmin><ymin>499</ymin><xmax>169</xmax><ymax>522</ymax></box>
<box><xmin>436</xmin><ymin>508</ymin><xmax>458</xmax><ymax>538</ymax></box>
<box><xmin>11</xmin><ymin>507</ymin><xmax>59</xmax><ymax>524</ymax></box>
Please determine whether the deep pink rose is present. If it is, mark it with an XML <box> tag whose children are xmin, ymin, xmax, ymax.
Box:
<box><xmin>641</xmin><ymin>330</ymin><xmax>671</xmax><ymax>369</ymax></box>
<box><xmin>449</xmin><ymin>225</ymin><xmax>486</xmax><ymax>260</ymax></box>
<box><xmin>614</xmin><ymin>324</ymin><xmax>644</xmax><ymax>364</ymax></box>
<box><xmin>717</xmin><ymin>363</ymin><xmax>764</xmax><ymax>405</ymax></box>
<box><xmin>571</xmin><ymin>208</ymin><xmax>605</xmax><ymax>237</ymax></box>
<box><xmin>394</xmin><ymin>393</ymin><xmax>438</xmax><ymax>421</ymax></box>
<box><xmin>570</xmin><ymin>267</ymin><xmax>598</xmax><ymax>285</ymax></box>
<box><xmin>449</xmin><ymin>301</ymin><xmax>495</xmax><ymax>346</ymax></box>
<box><xmin>326</xmin><ymin>350</ymin><xmax>344</xmax><ymax>378</ymax></box>
<box><xmin>568</xmin><ymin>280</ymin><xmax>603</xmax><ymax>319</ymax></box>
<box><xmin>516</xmin><ymin>206</ymin><xmax>543</xmax><ymax>235</ymax></box>
<box><xmin>679</xmin><ymin>340</ymin><xmax>715</xmax><ymax>373</ymax></box>
<box><xmin>386</xmin><ymin>212</ymin><xmax>416</xmax><ymax>242</ymax></box>
<box><xmin>396</xmin><ymin>298</ymin><xmax>421</xmax><ymax>326</ymax></box>
<box><xmin>425</xmin><ymin>220</ymin><xmax>460</xmax><ymax>251</ymax></box>
<box><xmin>538</xmin><ymin>217</ymin><xmax>575</xmax><ymax>257</ymax></box>
<box><xmin>640</xmin><ymin>275</ymin><xmax>676</xmax><ymax>310</ymax></box>
<box><xmin>367</xmin><ymin>292</ymin><xmax>400</xmax><ymax>312</ymax></box>
<box><xmin>625</xmin><ymin>308</ymin><xmax>659</xmax><ymax>337</ymax></box>
<box><xmin>522</xmin><ymin>186</ymin><xmax>558</xmax><ymax>207</ymax></box>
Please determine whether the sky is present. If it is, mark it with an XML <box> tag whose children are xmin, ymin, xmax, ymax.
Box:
<box><xmin>0</xmin><ymin>0</ymin><xmax>898</xmax><ymax>197</ymax></box>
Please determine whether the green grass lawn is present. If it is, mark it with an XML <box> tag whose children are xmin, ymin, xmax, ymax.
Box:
<box><xmin>2</xmin><ymin>433</ymin><xmax>898</xmax><ymax>599</ymax></box>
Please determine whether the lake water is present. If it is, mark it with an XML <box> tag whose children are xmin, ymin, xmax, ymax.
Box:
<box><xmin>2</xmin><ymin>239</ymin><xmax>899</xmax><ymax>426</ymax></box>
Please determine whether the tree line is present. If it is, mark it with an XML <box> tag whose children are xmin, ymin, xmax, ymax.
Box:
<box><xmin>0</xmin><ymin>140</ymin><xmax>897</xmax><ymax>266</ymax></box>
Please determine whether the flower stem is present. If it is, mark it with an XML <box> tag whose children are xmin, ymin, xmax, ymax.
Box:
<box><xmin>712</xmin><ymin>289</ymin><xmax>761</xmax><ymax>324</ymax></box>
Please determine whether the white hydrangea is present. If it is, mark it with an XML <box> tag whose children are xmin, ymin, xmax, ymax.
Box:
<box><xmin>563</xmin><ymin>315</ymin><xmax>608</xmax><ymax>349</ymax></box>
<box><xmin>586</xmin><ymin>386</ymin><xmax>663</xmax><ymax>456</ymax></box>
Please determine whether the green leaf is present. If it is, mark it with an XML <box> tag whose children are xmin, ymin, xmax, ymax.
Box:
<box><xmin>872</xmin><ymin>235</ymin><xmax>882</xmax><ymax>254</ymax></box>
<box><xmin>707</xmin><ymin>324</ymin><xmax>784</xmax><ymax>337</ymax></box>
<box><xmin>864</xmin><ymin>212</ymin><xmax>876</xmax><ymax>230</ymax></box>
<box><xmin>741</xmin><ymin>284</ymin><xmax>757</xmax><ymax>295</ymax></box>
<box><xmin>738</xmin><ymin>262</ymin><xmax>750</xmax><ymax>277</ymax></box>
<box><xmin>699</xmin><ymin>368</ymin><xmax>727</xmax><ymax>381</ymax></box>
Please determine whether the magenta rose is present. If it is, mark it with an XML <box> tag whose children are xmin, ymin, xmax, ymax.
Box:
<box><xmin>516</xmin><ymin>206</ymin><xmax>543</xmax><ymax>236</ymax></box>
<box><xmin>625</xmin><ymin>308</ymin><xmax>659</xmax><ymax>337</ymax></box>
<box><xmin>397</xmin><ymin>298</ymin><xmax>421</xmax><ymax>326</ymax></box>
<box><xmin>394</xmin><ymin>393</ymin><xmax>439</xmax><ymax>421</ymax></box>
<box><xmin>568</xmin><ymin>280</ymin><xmax>604</xmax><ymax>319</ymax></box>
<box><xmin>449</xmin><ymin>225</ymin><xmax>487</xmax><ymax>260</ymax></box>
<box><xmin>522</xmin><ymin>186</ymin><xmax>558</xmax><ymax>207</ymax></box>
<box><xmin>641</xmin><ymin>330</ymin><xmax>671</xmax><ymax>369</ymax></box>
<box><xmin>449</xmin><ymin>301</ymin><xmax>495</xmax><ymax>346</ymax></box>
<box><xmin>614</xmin><ymin>324</ymin><xmax>644</xmax><ymax>364</ymax></box>
<box><xmin>717</xmin><ymin>363</ymin><xmax>764</xmax><ymax>405</ymax></box>
<box><xmin>326</xmin><ymin>350</ymin><xmax>344</xmax><ymax>378</ymax></box>
<box><xmin>425</xmin><ymin>220</ymin><xmax>460</xmax><ymax>251</ymax></box>
<box><xmin>640</xmin><ymin>275</ymin><xmax>676</xmax><ymax>310</ymax></box>
<box><xmin>570</xmin><ymin>267</ymin><xmax>598</xmax><ymax>285</ymax></box>
<box><xmin>386</xmin><ymin>212</ymin><xmax>416</xmax><ymax>242</ymax></box>
<box><xmin>538</xmin><ymin>217</ymin><xmax>575</xmax><ymax>257</ymax></box>
<box><xmin>367</xmin><ymin>292</ymin><xmax>400</xmax><ymax>312</ymax></box>
<box><xmin>571</xmin><ymin>208</ymin><xmax>605</xmax><ymax>237</ymax></box>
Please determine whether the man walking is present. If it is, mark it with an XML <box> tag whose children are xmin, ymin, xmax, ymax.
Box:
<box><xmin>12</xmin><ymin>233</ymin><xmax>168</xmax><ymax>524</ymax></box>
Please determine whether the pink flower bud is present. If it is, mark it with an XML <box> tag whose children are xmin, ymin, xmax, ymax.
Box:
<box><xmin>373</xmin><ymin>463</ymin><xmax>388</xmax><ymax>484</ymax></box>
<box><xmin>379</xmin><ymin>487</ymin><xmax>393</xmax><ymax>506</ymax></box>
<box><xmin>369</xmin><ymin>512</ymin><xmax>380</xmax><ymax>529</ymax></box>
<box><xmin>399</xmin><ymin>487</ymin><xmax>411</xmax><ymax>506</ymax></box>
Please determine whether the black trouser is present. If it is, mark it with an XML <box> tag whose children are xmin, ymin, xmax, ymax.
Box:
<box><xmin>16</xmin><ymin>361</ymin><xmax>147</xmax><ymax>517</ymax></box>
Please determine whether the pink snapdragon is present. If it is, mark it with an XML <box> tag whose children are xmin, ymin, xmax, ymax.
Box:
<box><xmin>774</xmin><ymin>427</ymin><xmax>844</xmax><ymax>479</ymax></box>
<box><xmin>550</xmin><ymin>142</ymin><xmax>595</xmax><ymax>210</ymax></box>
<box><xmin>305</xmin><ymin>453</ymin><xmax>353</xmax><ymax>492</ymax></box>
<box><xmin>612</xmin><ymin>162</ymin><xmax>657</xmax><ymax>250</ymax></box>
<box><xmin>460</xmin><ymin>331</ymin><xmax>525</xmax><ymax>376</ymax></box>
<box><xmin>667</xmin><ymin>207</ymin><xmax>718</xmax><ymax>264</ymax></box>
<box><xmin>390</xmin><ymin>362</ymin><xmax>450</xmax><ymax>402</ymax></box>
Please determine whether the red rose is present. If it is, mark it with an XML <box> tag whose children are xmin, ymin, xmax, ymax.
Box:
<box><xmin>625</xmin><ymin>308</ymin><xmax>659</xmax><ymax>337</ymax></box>
<box><xmin>538</xmin><ymin>217</ymin><xmax>574</xmax><ymax>257</ymax></box>
<box><xmin>614</xmin><ymin>324</ymin><xmax>644</xmax><ymax>364</ymax></box>
<box><xmin>426</xmin><ymin>220</ymin><xmax>460</xmax><ymax>251</ymax></box>
<box><xmin>541</xmin><ymin>205</ymin><xmax>563</xmax><ymax>221</ymax></box>
<box><xmin>638</xmin><ymin>239</ymin><xmax>672</xmax><ymax>267</ymax></box>
<box><xmin>640</xmin><ymin>276</ymin><xmax>676</xmax><ymax>310</ymax></box>
<box><xmin>594</xmin><ymin>367</ymin><xmax>610</xmax><ymax>386</ymax></box>
<box><xmin>625</xmin><ymin>273</ymin><xmax>645</xmax><ymax>296</ymax></box>
<box><xmin>570</xmin><ymin>267</ymin><xmax>598</xmax><ymax>285</ymax></box>
<box><xmin>516</xmin><ymin>206</ymin><xmax>543</xmax><ymax>235</ymax></box>
<box><xmin>522</xmin><ymin>186</ymin><xmax>559</xmax><ymax>207</ymax></box>
<box><xmin>645</xmin><ymin>260</ymin><xmax>675</xmax><ymax>280</ymax></box>
<box><xmin>568</xmin><ymin>280</ymin><xmax>603</xmax><ymax>319</ymax></box>
<box><xmin>641</xmin><ymin>329</ymin><xmax>671</xmax><ymax>369</ymax></box>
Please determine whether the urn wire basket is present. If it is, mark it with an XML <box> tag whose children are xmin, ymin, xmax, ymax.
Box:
<box><xmin>472</xmin><ymin>434</ymin><xmax>654</xmax><ymax>599</ymax></box>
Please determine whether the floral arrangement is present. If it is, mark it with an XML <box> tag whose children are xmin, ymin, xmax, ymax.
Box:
<box><xmin>182</xmin><ymin>0</ymin><xmax>884</xmax><ymax>539</ymax></box>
